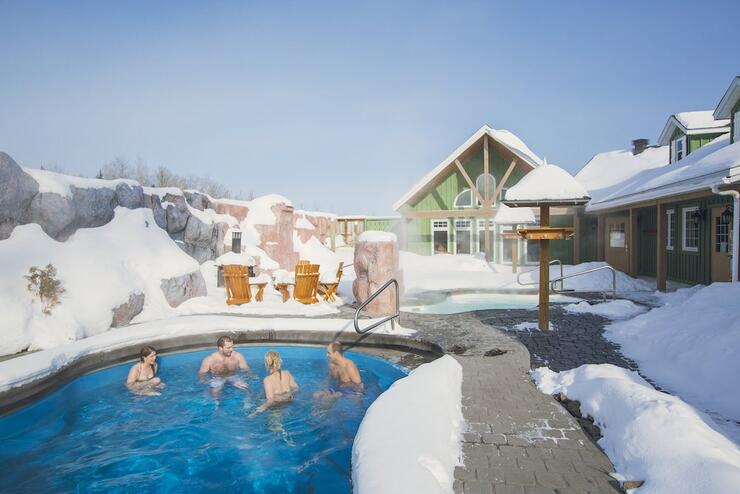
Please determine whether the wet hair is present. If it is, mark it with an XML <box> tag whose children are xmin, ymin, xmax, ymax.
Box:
<box><xmin>139</xmin><ymin>346</ymin><xmax>157</xmax><ymax>362</ymax></box>
<box><xmin>264</xmin><ymin>351</ymin><xmax>282</xmax><ymax>373</ymax></box>
<box><xmin>329</xmin><ymin>341</ymin><xmax>343</xmax><ymax>355</ymax></box>
<box><xmin>217</xmin><ymin>336</ymin><xmax>233</xmax><ymax>348</ymax></box>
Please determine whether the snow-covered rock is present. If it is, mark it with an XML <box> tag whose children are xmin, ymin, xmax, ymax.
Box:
<box><xmin>160</xmin><ymin>271</ymin><xmax>207</xmax><ymax>308</ymax></box>
<box><xmin>353</xmin><ymin>234</ymin><xmax>403</xmax><ymax>315</ymax></box>
<box><xmin>111</xmin><ymin>292</ymin><xmax>145</xmax><ymax>327</ymax></box>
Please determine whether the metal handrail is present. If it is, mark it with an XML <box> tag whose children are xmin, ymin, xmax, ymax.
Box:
<box><xmin>550</xmin><ymin>265</ymin><xmax>617</xmax><ymax>300</ymax></box>
<box><xmin>516</xmin><ymin>259</ymin><xmax>564</xmax><ymax>290</ymax></box>
<box><xmin>354</xmin><ymin>278</ymin><xmax>400</xmax><ymax>334</ymax></box>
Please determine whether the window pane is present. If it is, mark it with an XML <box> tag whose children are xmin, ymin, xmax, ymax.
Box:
<box><xmin>609</xmin><ymin>223</ymin><xmax>625</xmax><ymax>248</ymax></box>
<box><xmin>526</xmin><ymin>239</ymin><xmax>539</xmax><ymax>263</ymax></box>
<box><xmin>433</xmin><ymin>230</ymin><xmax>448</xmax><ymax>254</ymax></box>
<box><xmin>456</xmin><ymin>230</ymin><xmax>471</xmax><ymax>254</ymax></box>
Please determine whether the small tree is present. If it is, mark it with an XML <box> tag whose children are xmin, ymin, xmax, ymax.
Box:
<box><xmin>25</xmin><ymin>264</ymin><xmax>65</xmax><ymax>315</ymax></box>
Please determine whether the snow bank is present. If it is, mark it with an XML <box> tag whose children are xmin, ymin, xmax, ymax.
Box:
<box><xmin>533</xmin><ymin>365</ymin><xmax>740</xmax><ymax>494</ymax></box>
<box><xmin>0</xmin><ymin>314</ymin><xmax>414</xmax><ymax>392</ymax></box>
<box><xmin>215</xmin><ymin>252</ymin><xmax>256</xmax><ymax>266</ymax></box>
<box><xmin>293</xmin><ymin>233</ymin><xmax>344</xmax><ymax>282</ymax></box>
<box><xmin>517</xmin><ymin>262</ymin><xmax>654</xmax><ymax>293</ymax></box>
<box><xmin>24</xmin><ymin>167</ymin><xmax>139</xmax><ymax>198</ymax></box>
<box><xmin>605</xmin><ymin>283</ymin><xmax>740</xmax><ymax>424</ymax></box>
<box><xmin>400</xmin><ymin>255</ymin><xmax>651</xmax><ymax>295</ymax></box>
<box><xmin>505</xmin><ymin>164</ymin><xmax>589</xmax><ymax>202</ymax></box>
<box><xmin>0</xmin><ymin>208</ymin><xmax>199</xmax><ymax>356</ymax></box>
<box><xmin>563</xmin><ymin>300</ymin><xmax>647</xmax><ymax>320</ymax></box>
<box><xmin>352</xmin><ymin>355</ymin><xmax>463</xmax><ymax>494</ymax></box>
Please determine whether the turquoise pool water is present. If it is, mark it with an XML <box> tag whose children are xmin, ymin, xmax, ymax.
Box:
<box><xmin>0</xmin><ymin>345</ymin><xmax>407</xmax><ymax>493</ymax></box>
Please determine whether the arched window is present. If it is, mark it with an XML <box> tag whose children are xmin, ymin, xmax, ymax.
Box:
<box><xmin>476</xmin><ymin>173</ymin><xmax>496</xmax><ymax>204</ymax></box>
<box><xmin>454</xmin><ymin>189</ymin><xmax>473</xmax><ymax>208</ymax></box>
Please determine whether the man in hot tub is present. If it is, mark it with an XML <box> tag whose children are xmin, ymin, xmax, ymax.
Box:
<box><xmin>314</xmin><ymin>341</ymin><xmax>363</xmax><ymax>402</ymax></box>
<box><xmin>198</xmin><ymin>336</ymin><xmax>250</xmax><ymax>395</ymax></box>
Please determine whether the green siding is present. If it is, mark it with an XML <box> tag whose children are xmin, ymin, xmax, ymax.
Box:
<box><xmin>665</xmin><ymin>194</ymin><xmax>732</xmax><ymax>284</ymax></box>
<box><xmin>688</xmin><ymin>133</ymin><xmax>724</xmax><ymax>154</ymax></box>
<box><xmin>732</xmin><ymin>99</ymin><xmax>740</xmax><ymax>144</ymax></box>
<box><xmin>400</xmin><ymin>138</ymin><xmax>529</xmax><ymax>255</ymax></box>
<box><xmin>364</xmin><ymin>218</ymin><xmax>400</xmax><ymax>233</ymax></box>
<box><xmin>637</xmin><ymin>206</ymin><xmax>657</xmax><ymax>277</ymax></box>
<box><xmin>578</xmin><ymin>215</ymin><xmax>598</xmax><ymax>262</ymax></box>
<box><xmin>550</xmin><ymin>215</ymin><xmax>574</xmax><ymax>265</ymax></box>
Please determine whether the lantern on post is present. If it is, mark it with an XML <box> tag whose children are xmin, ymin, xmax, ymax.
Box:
<box><xmin>503</xmin><ymin>163</ymin><xmax>590</xmax><ymax>331</ymax></box>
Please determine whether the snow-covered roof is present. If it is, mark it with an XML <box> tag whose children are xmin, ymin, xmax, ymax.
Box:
<box><xmin>714</xmin><ymin>76</ymin><xmax>740</xmax><ymax>120</ymax></box>
<box><xmin>657</xmin><ymin>111</ymin><xmax>730</xmax><ymax>145</ymax></box>
<box><xmin>587</xmin><ymin>134</ymin><xmax>740</xmax><ymax>212</ymax></box>
<box><xmin>493</xmin><ymin>204</ymin><xmax>536</xmax><ymax>225</ymax></box>
<box><xmin>393</xmin><ymin>125</ymin><xmax>543</xmax><ymax>210</ymax></box>
<box><xmin>576</xmin><ymin>146</ymin><xmax>669</xmax><ymax>204</ymax></box>
<box><xmin>504</xmin><ymin>164</ymin><xmax>590</xmax><ymax>205</ymax></box>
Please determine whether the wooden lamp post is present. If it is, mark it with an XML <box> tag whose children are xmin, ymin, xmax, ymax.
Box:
<box><xmin>503</xmin><ymin>164</ymin><xmax>590</xmax><ymax>331</ymax></box>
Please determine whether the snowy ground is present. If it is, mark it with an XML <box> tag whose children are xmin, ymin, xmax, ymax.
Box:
<box><xmin>534</xmin><ymin>365</ymin><xmax>740</xmax><ymax>494</ymax></box>
<box><xmin>604</xmin><ymin>283</ymin><xmax>740</xmax><ymax>444</ymax></box>
<box><xmin>400</xmin><ymin>252</ymin><xmax>654</xmax><ymax>296</ymax></box>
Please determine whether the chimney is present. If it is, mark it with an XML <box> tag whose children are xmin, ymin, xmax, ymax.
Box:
<box><xmin>632</xmin><ymin>138</ymin><xmax>649</xmax><ymax>155</ymax></box>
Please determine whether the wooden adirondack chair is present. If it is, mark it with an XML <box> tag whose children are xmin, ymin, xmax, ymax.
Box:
<box><xmin>318</xmin><ymin>261</ymin><xmax>344</xmax><ymax>302</ymax></box>
<box><xmin>293</xmin><ymin>263</ymin><xmax>320</xmax><ymax>304</ymax></box>
<box><xmin>223</xmin><ymin>264</ymin><xmax>252</xmax><ymax>305</ymax></box>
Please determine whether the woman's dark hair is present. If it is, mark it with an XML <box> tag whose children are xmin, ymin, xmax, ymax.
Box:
<box><xmin>139</xmin><ymin>346</ymin><xmax>157</xmax><ymax>362</ymax></box>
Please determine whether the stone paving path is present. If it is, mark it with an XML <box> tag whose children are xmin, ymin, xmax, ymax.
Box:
<box><xmin>400</xmin><ymin>311</ymin><xmax>624</xmax><ymax>493</ymax></box>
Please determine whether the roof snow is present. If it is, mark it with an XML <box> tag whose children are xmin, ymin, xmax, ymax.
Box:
<box><xmin>576</xmin><ymin>146</ymin><xmax>669</xmax><ymax>203</ymax></box>
<box><xmin>504</xmin><ymin>164</ymin><xmax>590</xmax><ymax>204</ymax></box>
<box><xmin>587</xmin><ymin>134</ymin><xmax>740</xmax><ymax>212</ymax></box>
<box><xmin>393</xmin><ymin>125</ymin><xmax>543</xmax><ymax>210</ymax></box>
<box><xmin>658</xmin><ymin>110</ymin><xmax>730</xmax><ymax>145</ymax></box>
<box><xmin>493</xmin><ymin>204</ymin><xmax>536</xmax><ymax>225</ymax></box>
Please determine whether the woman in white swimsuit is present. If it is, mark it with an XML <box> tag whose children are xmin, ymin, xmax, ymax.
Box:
<box><xmin>126</xmin><ymin>346</ymin><xmax>165</xmax><ymax>396</ymax></box>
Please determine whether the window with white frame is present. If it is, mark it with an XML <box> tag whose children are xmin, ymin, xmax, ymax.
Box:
<box><xmin>666</xmin><ymin>209</ymin><xmax>674</xmax><ymax>250</ymax></box>
<box><xmin>455</xmin><ymin>219</ymin><xmax>473</xmax><ymax>254</ymax></box>
<box><xmin>682</xmin><ymin>207</ymin><xmax>699</xmax><ymax>252</ymax></box>
<box><xmin>432</xmin><ymin>219</ymin><xmax>449</xmax><ymax>255</ymax></box>
<box><xmin>454</xmin><ymin>189</ymin><xmax>474</xmax><ymax>208</ymax></box>
<box><xmin>499</xmin><ymin>187</ymin><xmax>508</xmax><ymax>203</ymax></box>
<box><xmin>671</xmin><ymin>135</ymin><xmax>686</xmax><ymax>162</ymax></box>
<box><xmin>734</xmin><ymin>111</ymin><xmax>740</xmax><ymax>143</ymax></box>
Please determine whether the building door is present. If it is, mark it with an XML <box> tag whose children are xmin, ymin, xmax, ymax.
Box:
<box><xmin>605</xmin><ymin>216</ymin><xmax>629</xmax><ymax>274</ymax></box>
<box><xmin>711</xmin><ymin>207</ymin><xmax>732</xmax><ymax>282</ymax></box>
<box><xmin>455</xmin><ymin>219</ymin><xmax>472</xmax><ymax>254</ymax></box>
<box><xmin>432</xmin><ymin>219</ymin><xmax>449</xmax><ymax>255</ymax></box>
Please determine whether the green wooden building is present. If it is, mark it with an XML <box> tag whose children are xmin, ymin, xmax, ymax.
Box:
<box><xmin>576</xmin><ymin>77</ymin><xmax>740</xmax><ymax>288</ymax></box>
<box><xmin>390</xmin><ymin>125</ymin><xmax>577</xmax><ymax>265</ymax></box>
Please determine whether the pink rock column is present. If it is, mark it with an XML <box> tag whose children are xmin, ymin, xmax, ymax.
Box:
<box><xmin>352</xmin><ymin>235</ymin><xmax>403</xmax><ymax>316</ymax></box>
<box><xmin>255</xmin><ymin>203</ymin><xmax>299</xmax><ymax>269</ymax></box>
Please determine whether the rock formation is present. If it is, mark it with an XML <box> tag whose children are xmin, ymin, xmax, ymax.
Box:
<box><xmin>352</xmin><ymin>232</ymin><xmax>403</xmax><ymax>316</ymax></box>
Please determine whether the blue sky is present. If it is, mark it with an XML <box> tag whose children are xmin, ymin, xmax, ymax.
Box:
<box><xmin>1</xmin><ymin>1</ymin><xmax>737</xmax><ymax>215</ymax></box>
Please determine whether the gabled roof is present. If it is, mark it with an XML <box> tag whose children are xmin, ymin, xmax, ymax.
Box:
<box><xmin>586</xmin><ymin>134</ymin><xmax>740</xmax><ymax>212</ymax></box>
<box><xmin>714</xmin><ymin>76</ymin><xmax>740</xmax><ymax>120</ymax></box>
<box><xmin>393</xmin><ymin>125</ymin><xmax>543</xmax><ymax>211</ymax></box>
<box><xmin>657</xmin><ymin>110</ymin><xmax>730</xmax><ymax>145</ymax></box>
